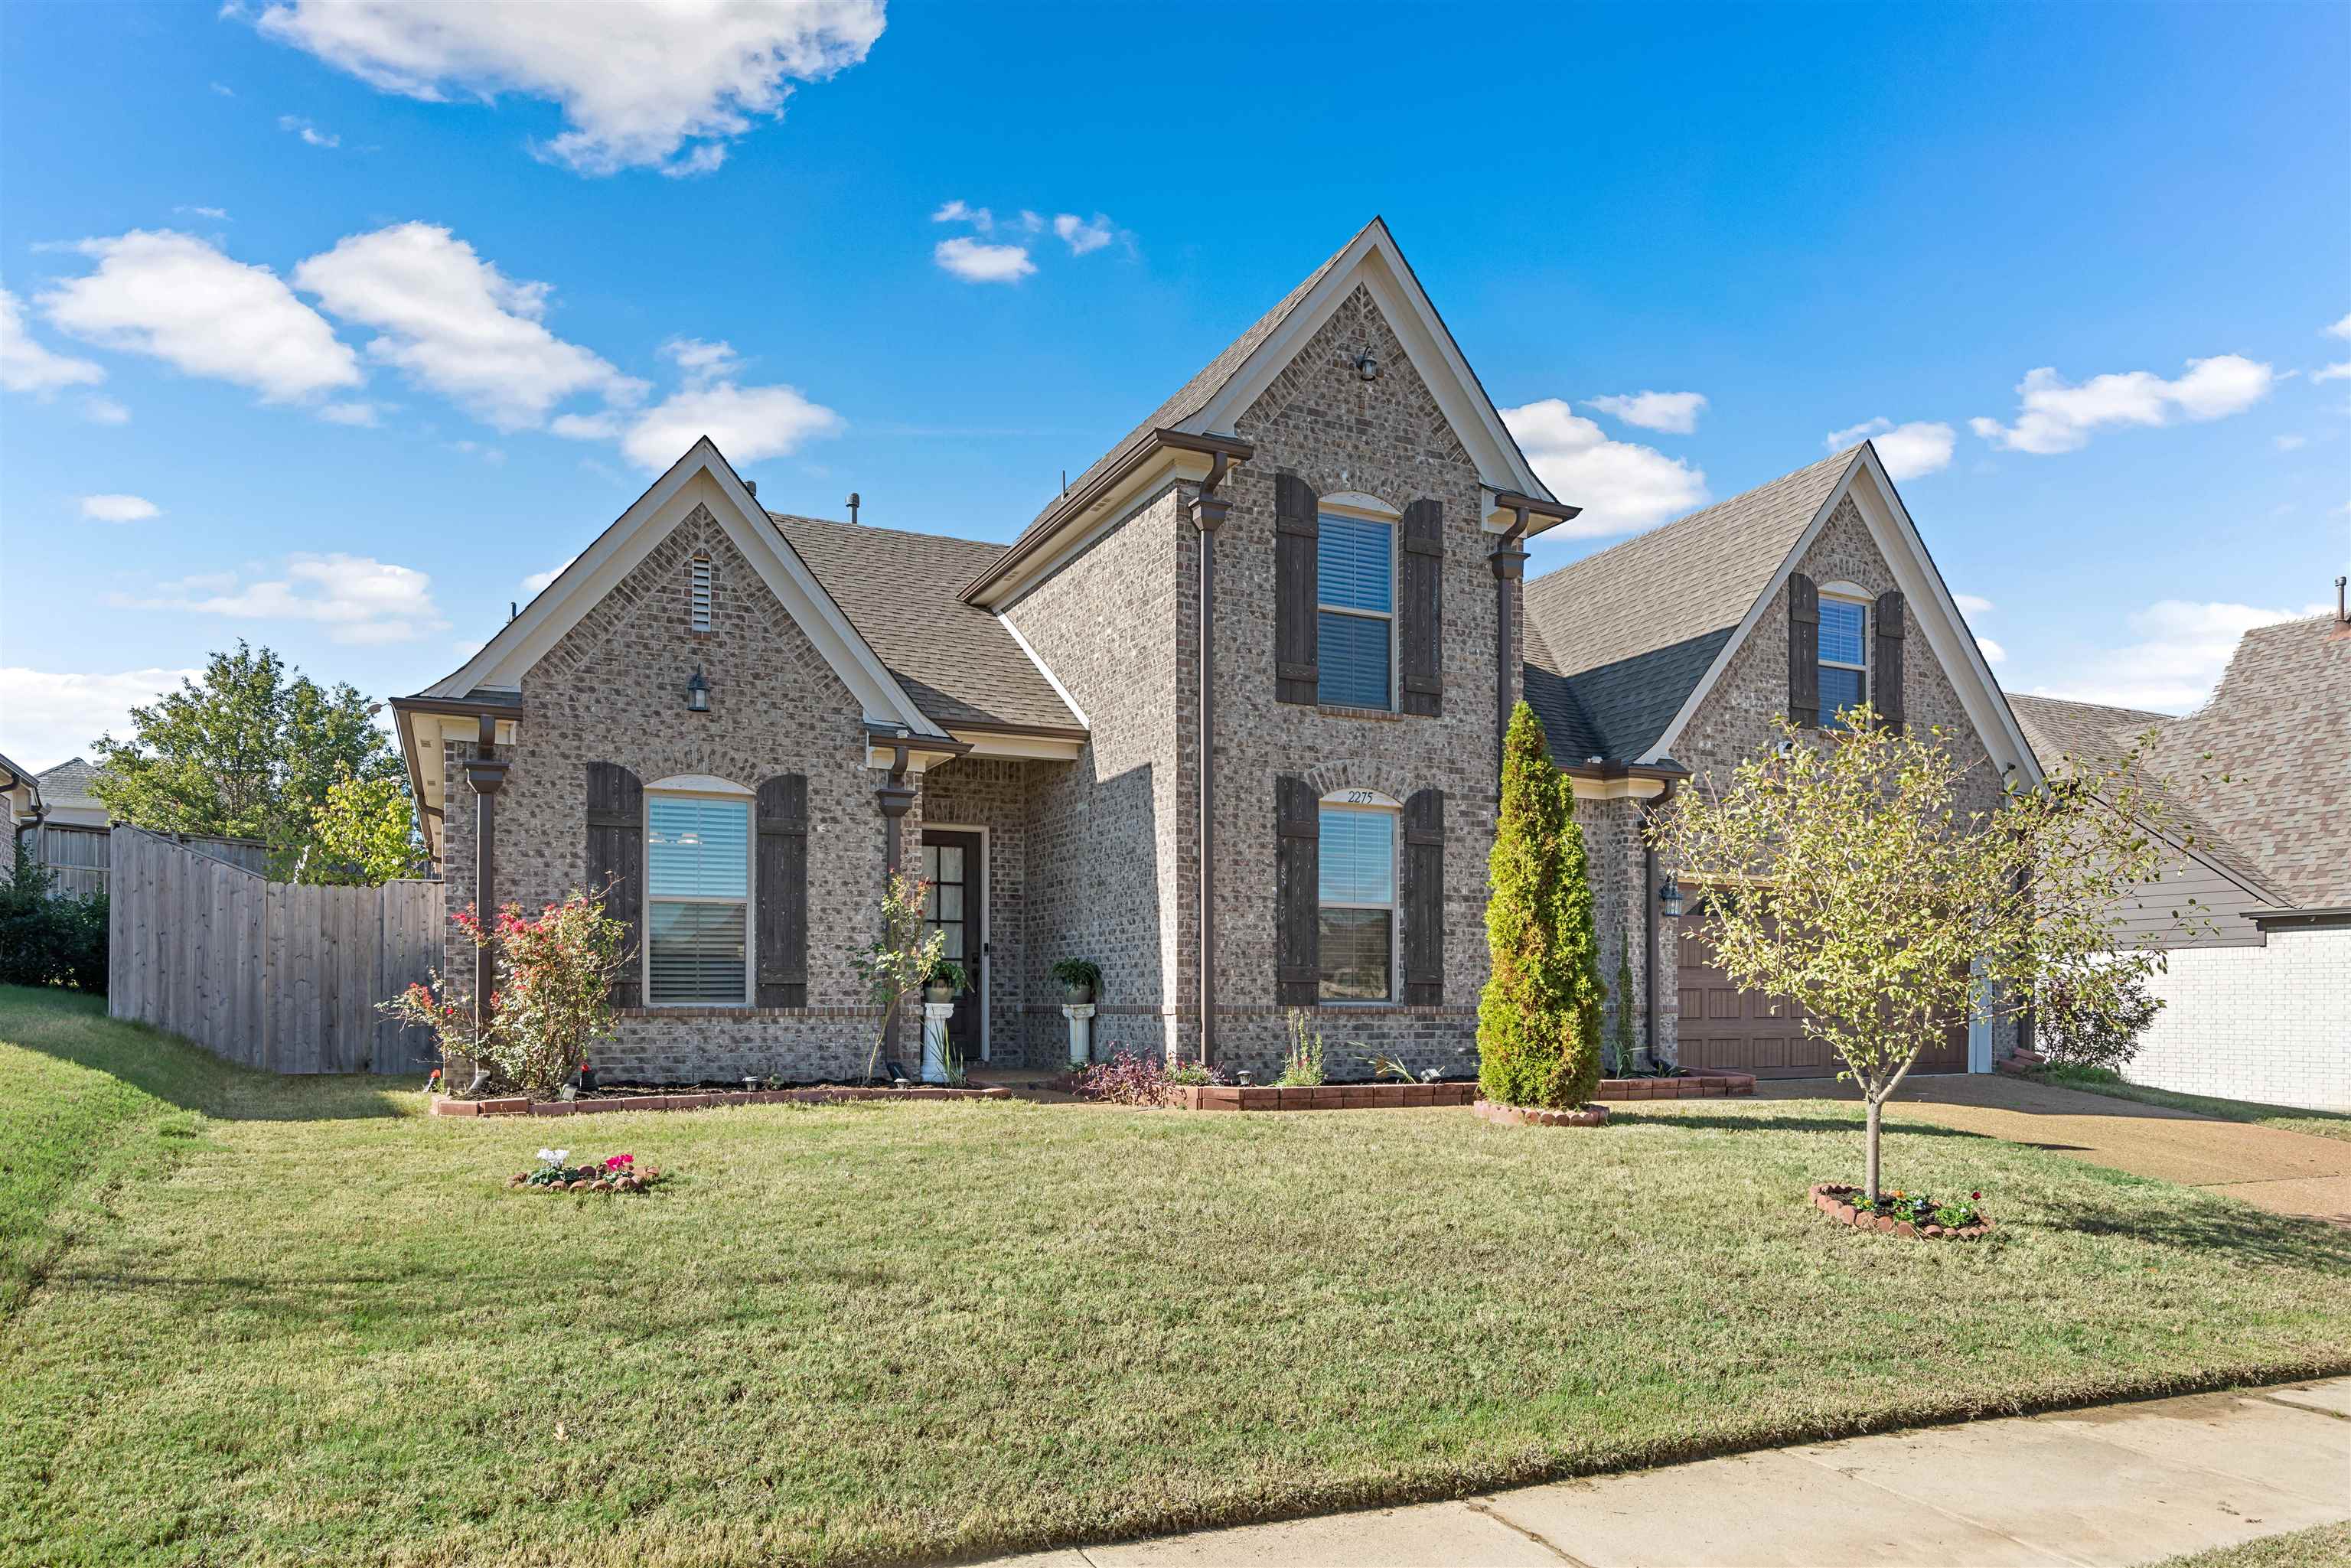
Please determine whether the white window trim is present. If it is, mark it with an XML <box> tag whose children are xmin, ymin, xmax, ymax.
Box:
<box><xmin>1316</xmin><ymin>796</ymin><xmax>1400</xmax><ymax>1004</ymax></box>
<box><xmin>643</xmin><ymin>783</ymin><xmax>754</xmax><ymax>1009</ymax></box>
<box><xmin>919</xmin><ymin>823</ymin><xmax>990</xmax><ymax>1062</ymax></box>
<box><xmin>1316</xmin><ymin>498</ymin><xmax>1400</xmax><ymax>712</ymax></box>
<box><xmin>1817</xmin><ymin>588</ymin><xmax>1870</xmax><ymax>727</ymax></box>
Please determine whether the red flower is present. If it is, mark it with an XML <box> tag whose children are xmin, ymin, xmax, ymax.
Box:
<box><xmin>1971</xmin><ymin>1191</ymin><xmax>1981</xmax><ymax>1200</ymax></box>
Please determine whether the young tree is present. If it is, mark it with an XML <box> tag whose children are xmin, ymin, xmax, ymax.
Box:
<box><xmin>853</xmin><ymin>871</ymin><xmax>944</xmax><ymax>1084</ymax></box>
<box><xmin>1478</xmin><ymin>702</ymin><xmax>1606</xmax><ymax>1109</ymax></box>
<box><xmin>296</xmin><ymin>771</ymin><xmax>426</xmax><ymax>885</ymax></box>
<box><xmin>1649</xmin><ymin>706</ymin><xmax>2187</xmax><ymax>1201</ymax></box>
<box><xmin>90</xmin><ymin>642</ymin><xmax>404</xmax><ymax>872</ymax></box>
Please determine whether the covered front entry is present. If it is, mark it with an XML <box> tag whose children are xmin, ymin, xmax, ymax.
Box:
<box><xmin>921</xmin><ymin>828</ymin><xmax>986</xmax><ymax>1064</ymax></box>
<box><xmin>1675</xmin><ymin>914</ymin><xmax>1968</xmax><ymax>1079</ymax></box>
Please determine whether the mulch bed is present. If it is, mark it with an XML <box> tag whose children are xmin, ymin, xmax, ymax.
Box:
<box><xmin>1811</xmin><ymin>1183</ymin><xmax>1994</xmax><ymax>1240</ymax></box>
<box><xmin>434</xmin><ymin>1085</ymin><xmax>1011</xmax><ymax>1118</ymax></box>
<box><xmin>1473</xmin><ymin>1099</ymin><xmax>1610</xmax><ymax>1128</ymax></box>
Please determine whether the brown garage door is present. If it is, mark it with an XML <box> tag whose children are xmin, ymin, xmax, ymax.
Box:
<box><xmin>1674</xmin><ymin>915</ymin><xmax>1968</xmax><ymax>1079</ymax></box>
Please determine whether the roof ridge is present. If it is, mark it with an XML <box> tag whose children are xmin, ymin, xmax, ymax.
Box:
<box><xmin>768</xmin><ymin>510</ymin><xmax>1009</xmax><ymax>556</ymax></box>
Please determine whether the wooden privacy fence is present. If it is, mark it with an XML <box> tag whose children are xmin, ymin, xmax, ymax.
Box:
<box><xmin>107</xmin><ymin>826</ymin><xmax>443</xmax><ymax>1074</ymax></box>
<box><xmin>26</xmin><ymin>824</ymin><xmax>267</xmax><ymax>898</ymax></box>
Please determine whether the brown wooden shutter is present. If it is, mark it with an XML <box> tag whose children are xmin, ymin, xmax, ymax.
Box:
<box><xmin>755</xmin><ymin>773</ymin><xmax>809</xmax><ymax>1007</ymax></box>
<box><xmin>584</xmin><ymin>761</ymin><xmax>644</xmax><ymax>1008</ymax></box>
<box><xmin>1273</xmin><ymin>471</ymin><xmax>1319</xmax><ymax>705</ymax></box>
<box><xmin>1401</xmin><ymin>788</ymin><xmax>1445</xmax><ymax>1005</ymax></box>
<box><xmin>1787</xmin><ymin>572</ymin><xmax>1821</xmax><ymax>728</ymax></box>
<box><xmin>1399</xmin><ymin>498</ymin><xmax>1443</xmax><ymax>717</ymax></box>
<box><xmin>1275</xmin><ymin>774</ymin><xmax>1319</xmax><ymax>1005</ymax></box>
<box><xmin>1873</xmin><ymin>589</ymin><xmax>1906</xmax><ymax>731</ymax></box>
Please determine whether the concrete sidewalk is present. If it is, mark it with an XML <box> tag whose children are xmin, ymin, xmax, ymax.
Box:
<box><xmin>986</xmin><ymin>1379</ymin><xmax>2351</xmax><ymax>1567</ymax></box>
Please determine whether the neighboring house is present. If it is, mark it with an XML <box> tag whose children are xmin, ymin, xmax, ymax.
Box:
<box><xmin>32</xmin><ymin>758</ymin><xmax>108</xmax><ymax>830</ymax></box>
<box><xmin>2011</xmin><ymin>598</ymin><xmax>2351</xmax><ymax>1112</ymax></box>
<box><xmin>393</xmin><ymin>218</ymin><xmax>2035</xmax><ymax>1086</ymax></box>
<box><xmin>2</xmin><ymin>751</ymin><xmax>43</xmax><ymax>843</ymax></box>
<box><xmin>29</xmin><ymin>758</ymin><xmax>110</xmax><ymax>895</ymax></box>
<box><xmin>1521</xmin><ymin>445</ymin><xmax>2039</xmax><ymax>1079</ymax></box>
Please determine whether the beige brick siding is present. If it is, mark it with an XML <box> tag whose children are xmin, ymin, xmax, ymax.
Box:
<box><xmin>913</xmin><ymin>755</ymin><xmax>1049</xmax><ymax>1064</ymax></box>
<box><xmin>439</xmin><ymin>504</ymin><xmax>892</xmax><ymax>1082</ymax></box>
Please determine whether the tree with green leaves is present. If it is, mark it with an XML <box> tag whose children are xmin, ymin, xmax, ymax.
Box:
<box><xmin>90</xmin><ymin>642</ymin><xmax>408</xmax><ymax>874</ymax></box>
<box><xmin>295</xmin><ymin>771</ymin><xmax>426</xmax><ymax>885</ymax></box>
<box><xmin>1478</xmin><ymin>702</ymin><xmax>1606</xmax><ymax>1110</ymax></box>
<box><xmin>1609</xmin><ymin>935</ymin><xmax>1638</xmax><ymax>1077</ymax></box>
<box><xmin>1649</xmin><ymin>704</ymin><xmax>2191</xmax><ymax>1202</ymax></box>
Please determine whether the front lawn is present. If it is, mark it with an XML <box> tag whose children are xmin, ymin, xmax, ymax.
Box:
<box><xmin>2036</xmin><ymin>1064</ymin><xmax>2351</xmax><ymax>1145</ymax></box>
<box><xmin>5</xmin><ymin>985</ymin><xmax>2348</xmax><ymax>1567</ymax></box>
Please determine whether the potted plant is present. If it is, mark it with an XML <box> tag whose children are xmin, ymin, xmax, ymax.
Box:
<box><xmin>924</xmin><ymin>958</ymin><xmax>969</xmax><ymax>1005</ymax></box>
<box><xmin>1051</xmin><ymin>957</ymin><xmax>1101</xmax><ymax>1004</ymax></box>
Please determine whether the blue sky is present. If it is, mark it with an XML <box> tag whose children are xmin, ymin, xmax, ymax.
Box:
<box><xmin>3</xmin><ymin>0</ymin><xmax>2346</xmax><ymax>771</ymax></box>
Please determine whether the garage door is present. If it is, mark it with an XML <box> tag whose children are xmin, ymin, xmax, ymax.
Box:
<box><xmin>1674</xmin><ymin>914</ymin><xmax>1968</xmax><ymax>1079</ymax></box>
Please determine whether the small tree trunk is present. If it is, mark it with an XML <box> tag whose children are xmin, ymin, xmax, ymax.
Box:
<box><xmin>1864</xmin><ymin>1095</ymin><xmax>1883</xmax><ymax>1203</ymax></box>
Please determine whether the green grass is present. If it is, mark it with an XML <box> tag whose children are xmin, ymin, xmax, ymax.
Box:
<box><xmin>2155</xmin><ymin>1522</ymin><xmax>2351</xmax><ymax>1567</ymax></box>
<box><xmin>5</xmin><ymin>985</ymin><xmax>2349</xmax><ymax>1567</ymax></box>
<box><xmin>2036</xmin><ymin>1064</ymin><xmax>2351</xmax><ymax>1144</ymax></box>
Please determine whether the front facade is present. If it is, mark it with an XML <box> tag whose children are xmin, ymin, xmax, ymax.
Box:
<box><xmin>396</xmin><ymin>220</ymin><xmax>2033</xmax><ymax>1087</ymax></box>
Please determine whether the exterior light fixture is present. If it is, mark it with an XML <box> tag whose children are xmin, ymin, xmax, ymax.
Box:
<box><xmin>1353</xmin><ymin>351</ymin><xmax>1380</xmax><ymax>382</ymax></box>
<box><xmin>1658</xmin><ymin>872</ymin><xmax>1685</xmax><ymax>920</ymax></box>
<box><xmin>686</xmin><ymin>666</ymin><xmax>711</xmax><ymax>713</ymax></box>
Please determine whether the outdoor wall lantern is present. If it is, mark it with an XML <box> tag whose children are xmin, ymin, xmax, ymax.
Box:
<box><xmin>1658</xmin><ymin>872</ymin><xmax>1685</xmax><ymax>919</ymax></box>
<box><xmin>686</xmin><ymin>666</ymin><xmax>711</xmax><ymax>713</ymax></box>
<box><xmin>1352</xmin><ymin>351</ymin><xmax>1381</xmax><ymax>382</ymax></box>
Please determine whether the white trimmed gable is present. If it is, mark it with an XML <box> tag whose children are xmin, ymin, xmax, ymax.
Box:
<box><xmin>426</xmin><ymin>438</ymin><xmax>944</xmax><ymax>738</ymax></box>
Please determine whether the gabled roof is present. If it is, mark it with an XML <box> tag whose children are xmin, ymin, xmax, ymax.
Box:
<box><xmin>36</xmin><ymin>757</ymin><xmax>99</xmax><ymax>801</ymax></box>
<box><xmin>1521</xmin><ymin>448</ymin><xmax>1860</xmax><ymax>761</ymax></box>
<box><xmin>2009</xmin><ymin>693</ymin><xmax>2286</xmax><ymax>906</ymax></box>
<box><xmin>770</xmin><ymin>514</ymin><xmax>1079</xmax><ymax>732</ymax></box>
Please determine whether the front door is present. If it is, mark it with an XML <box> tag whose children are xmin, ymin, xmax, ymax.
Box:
<box><xmin>921</xmin><ymin>830</ymin><xmax>983</xmax><ymax>1066</ymax></box>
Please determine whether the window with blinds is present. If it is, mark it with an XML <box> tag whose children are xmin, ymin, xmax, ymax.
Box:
<box><xmin>1818</xmin><ymin>598</ymin><xmax>1868</xmax><ymax>729</ymax></box>
<box><xmin>1317</xmin><ymin>804</ymin><xmax>1395</xmax><ymax>1000</ymax></box>
<box><xmin>645</xmin><ymin>794</ymin><xmax>748</xmax><ymax>1004</ymax></box>
<box><xmin>1316</xmin><ymin>513</ymin><xmax>1393</xmax><ymax>709</ymax></box>
<box><xmin>690</xmin><ymin>556</ymin><xmax>712</xmax><ymax>631</ymax></box>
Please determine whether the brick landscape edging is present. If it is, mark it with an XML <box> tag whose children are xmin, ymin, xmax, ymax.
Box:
<box><xmin>1810</xmin><ymin>1182</ymin><xmax>1994</xmax><ymax>1240</ymax></box>
<box><xmin>432</xmin><ymin>1085</ymin><xmax>1012</xmax><ymax>1117</ymax></box>
<box><xmin>1594</xmin><ymin>1070</ymin><xmax>1756</xmax><ymax>1100</ymax></box>
<box><xmin>1179</xmin><ymin>1083</ymin><xmax>1477</xmax><ymax>1112</ymax></box>
<box><xmin>1472</xmin><ymin>1099</ymin><xmax>1610</xmax><ymax>1128</ymax></box>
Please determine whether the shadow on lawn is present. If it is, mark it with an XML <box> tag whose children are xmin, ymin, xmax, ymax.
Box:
<box><xmin>1610</xmin><ymin>1107</ymin><xmax>1999</xmax><ymax>1142</ymax></box>
<box><xmin>2030</xmin><ymin>1192</ymin><xmax>2351</xmax><ymax>1269</ymax></box>
<box><xmin>1</xmin><ymin>986</ymin><xmax>416</xmax><ymax>1123</ymax></box>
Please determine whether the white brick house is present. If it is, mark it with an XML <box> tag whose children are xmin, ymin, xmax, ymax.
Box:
<box><xmin>393</xmin><ymin>219</ymin><xmax>2038</xmax><ymax>1085</ymax></box>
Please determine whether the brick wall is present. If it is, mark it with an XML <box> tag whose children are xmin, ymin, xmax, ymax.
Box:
<box><xmin>2129</xmin><ymin>926</ymin><xmax>2351</xmax><ymax>1111</ymax></box>
<box><xmin>440</xmin><ymin>503</ymin><xmax>892</xmax><ymax>1082</ymax></box>
<box><xmin>914</xmin><ymin>755</ymin><xmax>1051</xmax><ymax>1064</ymax></box>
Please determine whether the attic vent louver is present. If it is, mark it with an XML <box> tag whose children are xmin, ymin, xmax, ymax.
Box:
<box><xmin>690</xmin><ymin>556</ymin><xmax>712</xmax><ymax>632</ymax></box>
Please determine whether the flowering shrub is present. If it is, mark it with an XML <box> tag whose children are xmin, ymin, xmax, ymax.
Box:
<box><xmin>1855</xmin><ymin>1187</ymin><xmax>1984</xmax><ymax>1230</ymax></box>
<box><xmin>383</xmin><ymin>886</ymin><xmax>629</xmax><ymax>1098</ymax></box>
<box><xmin>509</xmin><ymin>1149</ymin><xmax>662</xmax><ymax>1193</ymax></box>
<box><xmin>1060</xmin><ymin>1049</ymin><xmax>1226</xmax><ymax>1107</ymax></box>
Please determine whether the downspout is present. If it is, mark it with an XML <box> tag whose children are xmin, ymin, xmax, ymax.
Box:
<box><xmin>1642</xmin><ymin>776</ymin><xmax>1677</xmax><ymax>1067</ymax></box>
<box><xmin>2</xmin><ymin>758</ymin><xmax>45</xmax><ymax>849</ymax></box>
<box><xmin>1490</xmin><ymin>507</ymin><xmax>1531</xmax><ymax>789</ymax></box>
<box><xmin>462</xmin><ymin>714</ymin><xmax>510</xmax><ymax>1045</ymax></box>
<box><xmin>876</xmin><ymin>736</ymin><xmax>917</xmax><ymax>1059</ymax></box>
<box><xmin>1190</xmin><ymin>451</ymin><xmax>1235</xmax><ymax>1066</ymax></box>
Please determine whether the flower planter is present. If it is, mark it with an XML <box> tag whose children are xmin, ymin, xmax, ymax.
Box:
<box><xmin>1473</xmin><ymin>1099</ymin><xmax>1609</xmax><ymax>1128</ymax></box>
<box><xmin>1061</xmin><ymin>983</ymin><xmax>1094</xmax><ymax>1005</ymax></box>
<box><xmin>433</xmin><ymin>1084</ymin><xmax>1011</xmax><ymax>1117</ymax></box>
<box><xmin>1810</xmin><ymin>1183</ymin><xmax>1994</xmax><ymax>1240</ymax></box>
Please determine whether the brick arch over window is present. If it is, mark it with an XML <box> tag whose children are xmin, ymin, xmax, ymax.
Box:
<box><xmin>1301</xmin><ymin>758</ymin><xmax>1416</xmax><ymax>803</ymax></box>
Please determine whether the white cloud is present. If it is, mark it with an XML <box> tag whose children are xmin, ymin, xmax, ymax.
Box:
<box><xmin>0</xmin><ymin>666</ymin><xmax>203</xmax><ymax>771</ymax></box>
<box><xmin>81</xmin><ymin>395</ymin><xmax>131</xmax><ymax>425</ymax></box>
<box><xmin>40</xmin><ymin>230</ymin><xmax>360</xmax><ymax>403</ymax></box>
<box><xmin>2313</xmin><ymin>362</ymin><xmax>2351</xmax><ymax>385</ymax></box>
<box><xmin>932</xmin><ymin>199</ymin><xmax>992</xmax><ymax>231</ymax></box>
<box><xmin>2329</xmin><ymin>312</ymin><xmax>2351</xmax><ymax>340</ymax></box>
<box><xmin>79</xmin><ymin>494</ymin><xmax>160</xmax><ymax>523</ymax></box>
<box><xmin>276</xmin><ymin>113</ymin><xmax>340</xmax><ymax>148</ymax></box>
<box><xmin>617</xmin><ymin>380</ymin><xmax>842</xmax><ymax>471</ymax></box>
<box><xmin>1052</xmin><ymin>212</ymin><xmax>1114</xmax><ymax>256</ymax></box>
<box><xmin>520</xmin><ymin>555</ymin><xmax>576</xmax><ymax>594</ymax></box>
<box><xmin>1954</xmin><ymin>593</ymin><xmax>1994</xmax><ymax>616</ymax></box>
<box><xmin>109</xmin><ymin>553</ymin><xmax>449</xmax><ymax>644</ymax></box>
<box><xmin>176</xmin><ymin>205</ymin><xmax>232</xmax><ymax>220</ymax></box>
<box><xmin>1498</xmin><ymin>398</ymin><xmax>1708</xmax><ymax>538</ymax></box>
<box><xmin>2029</xmin><ymin>598</ymin><xmax>2329</xmax><ymax>712</ymax></box>
<box><xmin>1586</xmin><ymin>390</ymin><xmax>1707</xmax><ymax>435</ymax></box>
<box><xmin>934</xmin><ymin>236</ymin><xmax>1034</xmax><ymax>284</ymax></box>
<box><xmin>2273</xmin><ymin>432</ymin><xmax>2309</xmax><ymax>451</ymax></box>
<box><xmin>1976</xmin><ymin>637</ymin><xmax>2007</xmax><ymax>665</ymax></box>
<box><xmin>252</xmin><ymin>0</ymin><xmax>885</xmax><ymax>177</ymax></box>
<box><xmin>210</xmin><ymin>81</ymin><xmax>236</xmax><ymax>97</ymax></box>
<box><xmin>1824</xmin><ymin>416</ymin><xmax>1956</xmax><ymax>480</ymax></box>
<box><xmin>318</xmin><ymin>400</ymin><xmax>379</xmax><ymax>426</ymax></box>
<box><xmin>293</xmin><ymin>222</ymin><xmax>641</xmax><ymax>430</ymax></box>
<box><xmin>1</xmin><ymin>285</ymin><xmax>106</xmax><ymax>395</ymax></box>
<box><xmin>1969</xmin><ymin>355</ymin><xmax>2274</xmax><ymax>455</ymax></box>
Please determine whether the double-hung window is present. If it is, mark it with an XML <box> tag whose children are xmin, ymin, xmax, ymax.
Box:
<box><xmin>1317</xmin><ymin>511</ymin><xmax>1394</xmax><ymax>709</ymax></box>
<box><xmin>1318</xmin><ymin>802</ymin><xmax>1396</xmax><ymax>1001</ymax></box>
<box><xmin>645</xmin><ymin>793</ymin><xmax>750</xmax><ymax>1005</ymax></box>
<box><xmin>1817</xmin><ymin>596</ymin><xmax>1869</xmax><ymax>729</ymax></box>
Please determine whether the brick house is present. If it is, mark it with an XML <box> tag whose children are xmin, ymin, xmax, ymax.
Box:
<box><xmin>2010</xmin><ymin>601</ymin><xmax>2351</xmax><ymax>1112</ymax></box>
<box><xmin>393</xmin><ymin>219</ymin><xmax>2036</xmax><ymax>1084</ymax></box>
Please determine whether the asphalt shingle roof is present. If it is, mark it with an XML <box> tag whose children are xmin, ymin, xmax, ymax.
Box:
<box><xmin>1518</xmin><ymin>446</ymin><xmax>1860</xmax><ymax>764</ymax></box>
<box><xmin>35</xmin><ymin>757</ymin><xmax>100</xmax><ymax>800</ymax></box>
<box><xmin>770</xmin><ymin>513</ymin><xmax>1080</xmax><ymax>733</ymax></box>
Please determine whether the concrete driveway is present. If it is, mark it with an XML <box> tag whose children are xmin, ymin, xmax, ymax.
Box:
<box><xmin>1753</xmin><ymin>1072</ymin><xmax>2351</xmax><ymax>1224</ymax></box>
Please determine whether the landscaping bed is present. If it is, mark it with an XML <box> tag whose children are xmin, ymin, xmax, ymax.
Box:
<box><xmin>1811</xmin><ymin>1182</ymin><xmax>1993</xmax><ymax>1239</ymax></box>
<box><xmin>432</xmin><ymin>1083</ymin><xmax>1010</xmax><ymax>1117</ymax></box>
<box><xmin>1475</xmin><ymin>1098</ymin><xmax>1609</xmax><ymax>1127</ymax></box>
<box><xmin>1180</xmin><ymin>1081</ymin><xmax>1475</xmax><ymax>1111</ymax></box>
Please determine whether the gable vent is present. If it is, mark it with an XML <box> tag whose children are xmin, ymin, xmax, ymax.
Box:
<box><xmin>690</xmin><ymin>555</ymin><xmax>712</xmax><ymax>632</ymax></box>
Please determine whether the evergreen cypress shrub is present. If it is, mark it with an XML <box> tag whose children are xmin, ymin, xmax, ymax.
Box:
<box><xmin>1477</xmin><ymin>703</ymin><xmax>1606</xmax><ymax>1108</ymax></box>
<box><xmin>1610</xmin><ymin>936</ymin><xmax>1638</xmax><ymax>1076</ymax></box>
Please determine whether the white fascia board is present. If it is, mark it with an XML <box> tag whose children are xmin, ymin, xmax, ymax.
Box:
<box><xmin>953</xmin><ymin>731</ymin><xmax>1086</xmax><ymax>761</ymax></box>
<box><xmin>424</xmin><ymin>438</ymin><xmax>944</xmax><ymax>738</ymax></box>
<box><xmin>996</xmin><ymin>611</ymin><xmax>1089</xmax><ymax>729</ymax></box>
<box><xmin>1185</xmin><ymin>226</ymin><xmax>1551</xmax><ymax>505</ymax></box>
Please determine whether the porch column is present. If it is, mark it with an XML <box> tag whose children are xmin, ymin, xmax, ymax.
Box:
<box><xmin>1191</xmin><ymin>470</ymin><xmax>1231</xmax><ymax>1067</ymax></box>
<box><xmin>1490</xmin><ymin>509</ymin><xmax>1530</xmax><ymax>791</ymax></box>
<box><xmin>463</xmin><ymin>712</ymin><xmax>510</xmax><ymax>1042</ymax></box>
<box><xmin>876</xmin><ymin>742</ymin><xmax>917</xmax><ymax>1055</ymax></box>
